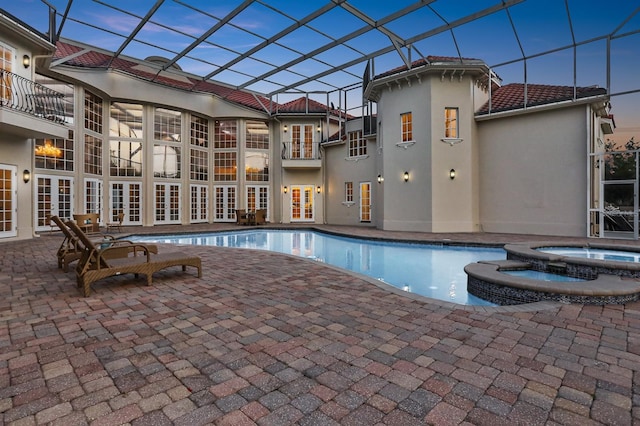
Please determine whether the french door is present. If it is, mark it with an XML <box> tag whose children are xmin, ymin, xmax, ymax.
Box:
<box><xmin>246</xmin><ymin>185</ymin><xmax>269</xmax><ymax>219</ymax></box>
<box><xmin>360</xmin><ymin>182</ymin><xmax>371</xmax><ymax>222</ymax></box>
<box><xmin>110</xmin><ymin>182</ymin><xmax>142</xmax><ymax>225</ymax></box>
<box><xmin>154</xmin><ymin>183</ymin><xmax>181</xmax><ymax>224</ymax></box>
<box><xmin>0</xmin><ymin>164</ymin><xmax>16</xmax><ymax>238</ymax></box>
<box><xmin>35</xmin><ymin>174</ymin><xmax>73</xmax><ymax>232</ymax></box>
<box><xmin>291</xmin><ymin>185</ymin><xmax>314</xmax><ymax>222</ymax></box>
<box><xmin>190</xmin><ymin>184</ymin><xmax>208</xmax><ymax>223</ymax></box>
<box><xmin>214</xmin><ymin>185</ymin><xmax>236</xmax><ymax>222</ymax></box>
<box><xmin>84</xmin><ymin>178</ymin><xmax>103</xmax><ymax>219</ymax></box>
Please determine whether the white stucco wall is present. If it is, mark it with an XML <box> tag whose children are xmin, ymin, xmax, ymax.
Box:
<box><xmin>477</xmin><ymin>106</ymin><xmax>589</xmax><ymax>236</ymax></box>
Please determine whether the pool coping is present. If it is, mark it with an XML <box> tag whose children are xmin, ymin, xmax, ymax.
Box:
<box><xmin>124</xmin><ymin>226</ymin><xmax>564</xmax><ymax>313</ymax></box>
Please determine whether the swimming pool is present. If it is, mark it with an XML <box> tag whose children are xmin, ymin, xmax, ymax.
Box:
<box><xmin>130</xmin><ymin>229</ymin><xmax>505</xmax><ymax>306</ymax></box>
<box><xmin>538</xmin><ymin>247</ymin><xmax>640</xmax><ymax>262</ymax></box>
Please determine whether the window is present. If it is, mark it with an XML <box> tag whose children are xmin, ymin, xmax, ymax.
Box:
<box><xmin>214</xmin><ymin>152</ymin><xmax>237</xmax><ymax>181</ymax></box>
<box><xmin>153</xmin><ymin>144</ymin><xmax>181</xmax><ymax>178</ymax></box>
<box><xmin>84</xmin><ymin>134</ymin><xmax>102</xmax><ymax>175</ymax></box>
<box><xmin>0</xmin><ymin>42</ymin><xmax>13</xmax><ymax>101</ymax></box>
<box><xmin>445</xmin><ymin>108</ymin><xmax>458</xmax><ymax>138</ymax></box>
<box><xmin>190</xmin><ymin>149</ymin><xmax>208</xmax><ymax>181</ymax></box>
<box><xmin>154</xmin><ymin>108</ymin><xmax>181</xmax><ymax>142</ymax></box>
<box><xmin>84</xmin><ymin>91</ymin><xmax>103</xmax><ymax>133</ymax></box>
<box><xmin>191</xmin><ymin>115</ymin><xmax>209</xmax><ymax>148</ymax></box>
<box><xmin>401</xmin><ymin>112</ymin><xmax>413</xmax><ymax>142</ymax></box>
<box><xmin>345</xmin><ymin>182</ymin><xmax>353</xmax><ymax>202</ymax></box>
<box><xmin>246</xmin><ymin>121</ymin><xmax>269</xmax><ymax>149</ymax></box>
<box><xmin>214</xmin><ymin>120</ymin><xmax>237</xmax><ymax>148</ymax></box>
<box><xmin>245</xmin><ymin>152</ymin><xmax>269</xmax><ymax>181</ymax></box>
<box><xmin>110</xmin><ymin>140</ymin><xmax>142</xmax><ymax>176</ymax></box>
<box><xmin>35</xmin><ymin>136</ymin><xmax>74</xmax><ymax>171</ymax></box>
<box><xmin>348</xmin><ymin>130</ymin><xmax>366</xmax><ymax>157</ymax></box>
<box><xmin>110</xmin><ymin>102</ymin><xmax>143</xmax><ymax>138</ymax></box>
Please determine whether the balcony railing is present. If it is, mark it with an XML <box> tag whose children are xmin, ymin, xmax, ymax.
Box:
<box><xmin>281</xmin><ymin>141</ymin><xmax>321</xmax><ymax>160</ymax></box>
<box><xmin>0</xmin><ymin>69</ymin><xmax>66</xmax><ymax>124</ymax></box>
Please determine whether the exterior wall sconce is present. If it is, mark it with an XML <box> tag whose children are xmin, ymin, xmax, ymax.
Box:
<box><xmin>449</xmin><ymin>169</ymin><xmax>456</xmax><ymax>180</ymax></box>
<box><xmin>317</xmin><ymin>124</ymin><xmax>321</xmax><ymax>132</ymax></box>
<box><xmin>23</xmin><ymin>55</ymin><xmax>30</xmax><ymax>69</ymax></box>
<box><xmin>403</xmin><ymin>171</ymin><xmax>409</xmax><ymax>182</ymax></box>
<box><xmin>283</xmin><ymin>186</ymin><xmax>288</xmax><ymax>194</ymax></box>
<box><xmin>377</xmin><ymin>174</ymin><xmax>384</xmax><ymax>184</ymax></box>
<box><xmin>283</xmin><ymin>124</ymin><xmax>288</xmax><ymax>133</ymax></box>
<box><xmin>23</xmin><ymin>169</ymin><xmax>31</xmax><ymax>183</ymax></box>
<box><xmin>316</xmin><ymin>185</ymin><xmax>321</xmax><ymax>194</ymax></box>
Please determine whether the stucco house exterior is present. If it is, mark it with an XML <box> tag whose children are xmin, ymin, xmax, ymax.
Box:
<box><xmin>0</xmin><ymin>12</ymin><xmax>615</xmax><ymax>241</ymax></box>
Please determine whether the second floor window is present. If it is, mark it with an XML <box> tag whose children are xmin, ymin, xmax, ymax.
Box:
<box><xmin>348</xmin><ymin>130</ymin><xmax>366</xmax><ymax>157</ymax></box>
<box><xmin>445</xmin><ymin>107</ymin><xmax>458</xmax><ymax>138</ymax></box>
<box><xmin>345</xmin><ymin>182</ymin><xmax>353</xmax><ymax>202</ymax></box>
<box><xmin>401</xmin><ymin>112</ymin><xmax>412</xmax><ymax>142</ymax></box>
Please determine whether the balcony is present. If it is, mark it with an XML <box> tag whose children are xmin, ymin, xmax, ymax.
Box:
<box><xmin>0</xmin><ymin>69</ymin><xmax>68</xmax><ymax>139</ymax></box>
<box><xmin>281</xmin><ymin>141</ymin><xmax>322</xmax><ymax>169</ymax></box>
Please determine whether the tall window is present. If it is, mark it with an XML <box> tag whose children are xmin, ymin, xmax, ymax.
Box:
<box><xmin>401</xmin><ymin>112</ymin><xmax>412</xmax><ymax>142</ymax></box>
<box><xmin>246</xmin><ymin>152</ymin><xmax>269</xmax><ymax>181</ymax></box>
<box><xmin>153</xmin><ymin>108</ymin><xmax>181</xmax><ymax>178</ymax></box>
<box><xmin>445</xmin><ymin>107</ymin><xmax>458</xmax><ymax>138</ymax></box>
<box><xmin>246</xmin><ymin>121</ymin><xmax>269</xmax><ymax>150</ymax></box>
<box><xmin>348</xmin><ymin>130</ymin><xmax>366</xmax><ymax>157</ymax></box>
<box><xmin>214</xmin><ymin>120</ymin><xmax>237</xmax><ymax>148</ymax></box>
<box><xmin>214</xmin><ymin>152</ymin><xmax>237</xmax><ymax>181</ymax></box>
<box><xmin>84</xmin><ymin>91</ymin><xmax>103</xmax><ymax>133</ymax></box>
<box><xmin>84</xmin><ymin>135</ymin><xmax>102</xmax><ymax>175</ymax></box>
<box><xmin>84</xmin><ymin>91</ymin><xmax>103</xmax><ymax>175</ymax></box>
<box><xmin>345</xmin><ymin>182</ymin><xmax>353</xmax><ymax>202</ymax></box>
<box><xmin>110</xmin><ymin>102</ymin><xmax>143</xmax><ymax>176</ymax></box>
<box><xmin>190</xmin><ymin>115</ymin><xmax>209</xmax><ymax>181</ymax></box>
<box><xmin>0</xmin><ymin>42</ymin><xmax>13</xmax><ymax>101</ymax></box>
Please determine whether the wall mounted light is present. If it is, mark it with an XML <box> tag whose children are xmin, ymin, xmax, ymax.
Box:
<box><xmin>377</xmin><ymin>174</ymin><xmax>384</xmax><ymax>184</ymax></box>
<box><xmin>23</xmin><ymin>169</ymin><xmax>31</xmax><ymax>183</ymax></box>
<box><xmin>22</xmin><ymin>55</ymin><xmax>30</xmax><ymax>69</ymax></box>
<box><xmin>283</xmin><ymin>124</ymin><xmax>288</xmax><ymax>133</ymax></box>
<box><xmin>316</xmin><ymin>185</ymin><xmax>321</xmax><ymax>194</ymax></box>
<box><xmin>403</xmin><ymin>171</ymin><xmax>409</xmax><ymax>182</ymax></box>
<box><xmin>283</xmin><ymin>186</ymin><xmax>288</xmax><ymax>194</ymax></box>
<box><xmin>449</xmin><ymin>169</ymin><xmax>456</xmax><ymax>180</ymax></box>
<box><xmin>317</xmin><ymin>124</ymin><xmax>321</xmax><ymax>132</ymax></box>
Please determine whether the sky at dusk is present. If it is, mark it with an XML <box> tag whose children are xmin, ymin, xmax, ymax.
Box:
<box><xmin>4</xmin><ymin>0</ymin><xmax>639</xmax><ymax>143</ymax></box>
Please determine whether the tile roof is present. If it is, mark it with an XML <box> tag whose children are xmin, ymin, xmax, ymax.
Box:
<box><xmin>52</xmin><ymin>41</ymin><xmax>273</xmax><ymax>113</ymax></box>
<box><xmin>477</xmin><ymin>83</ymin><xmax>607</xmax><ymax>114</ymax></box>
<box><xmin>276</xmin><ymin>97</ymin><xmax>352</xmax><ymax>121</ymax></box>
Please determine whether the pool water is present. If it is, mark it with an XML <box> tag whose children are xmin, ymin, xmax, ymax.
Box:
<box><xmin>538</xmin><ymin>247</ymin><xmax>640</xmax><ymax>262</ymax></box>
<box><xmin>130</xmin><ymin>230</ymin><xmax>505</xmax><ymax>306</ymax></box>
<box><xmin>502</xmin><ymin>269</ymin><xmax>585</xmax><ymax>282</ymax></box>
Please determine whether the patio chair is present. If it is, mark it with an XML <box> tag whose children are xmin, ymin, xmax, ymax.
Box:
<box><xmin>236</xmin><ymin>209</ymin><xmax>250</xmax><ymax>225</ymax></box>
<box><xmin>67</xmin><ymin>221</ymin><xmax>201</xmax><ymax>297</ymax></box>
<box><xmin>254</xmin><ymin>209</ymin><xmax>267</xmax><ymax>225</ymax></box>
<box><xmin>106</xmin><ymin>212</ymin><xmax>125</xmax><ymax>233</ymax></box>
<box><xmin>51</xmin><ymin>215</ymin><xmax>122</xmax><ymax>272</ymax></box>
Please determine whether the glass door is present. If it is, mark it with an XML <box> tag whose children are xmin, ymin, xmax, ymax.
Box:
<box><xmin>35</xmin><ymin>174</ymin><xmax>73</xmax><ymax>232</ymax></box>
<box><xmin>0</xmin><ymin>164</ymin><xmax>16</xmax><ymax>238</ymax></box>
<box><xmin>84</xmin><ymin>178</ymin><xmax>103</xmax><ymax>222</ymax></box>
<box><xmin>154</xmin><ymin>183</ymin><xmax>181</xmax><ymax>224</ymax></box>
<box><xmin>190</xmin><ymin>184</ymin><xmax>208</xmax><ymax>223</ymax></box>
<box><xmin>360</xmin><ymin>182</ymin><xmax>371</xmax><ymax>222</ymax></box>
<box><xmin>110</xmin><ymin>182</ymin><xmax>142</xmax><ymax>225</ymax></box>
<box><xmin>214</xmin><ymin>185</ymin><xmax>236</xmax><ymax>222</ymax></box>
<box><xmin>246</xmin><ymin>185</ymin><xmax>269</xmax><ymax>219</ymax></box>
<box><xmin>291</xmin><ymin>185</ymin><xmax>314</xmax><ymax>222</ymax></box>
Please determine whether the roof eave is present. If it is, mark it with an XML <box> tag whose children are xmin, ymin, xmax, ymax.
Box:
<box><xmin>474</xmin><ymin>94</ymin><xmax>611</xmax><ymax>121</ymax></box>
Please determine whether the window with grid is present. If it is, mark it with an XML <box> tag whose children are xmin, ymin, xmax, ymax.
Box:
<box><xmin>110</xmin><ymin>140</ymin><xmax>142</xmax><ymax>176</ymax></box>
<box><xmin>401</xmin><ymin>112</ymin><xmax>413</xmax><ymax>142</ymax></box>
<box><xmin>0</xmin><ymin>42</ymin><xmax>12</xmax><ymax>101</ymax></box>
<box><xmin>445</xmin><ymin>107</ymin><xmax>458</xmax><ymax>138</ymax></box>
<box><xmin>153</xmin><ymin>144</ymin><xmax>181</xmax><ymax>178</ymax></box>
<box><xmin>190</xmin><ymin>148</ymin><xmax>208</xmax><ymax>181</ymax></box>
<box><xmin>84</xmin><ymin>91</ymin><xmax>102</xmax><ymax>134</ymax></box>
<box><xmin>246</xmin><ymin>121</ymin><xmax>269</xmax><ymax>150</ymax></box>
<box><xmin>345</xmin><ymin>182</ymin><xmax>353</xmax><ymax>202</ymax></box>
<box><xmin>214</xmin><ymin>152</ymin><xmax>237</xmax><ymax>181</ymax></box>
<box><xmin>110</xmin><ymin>102</ymin><xmax>143</xmax><ymax>138</ymax></box>
<box><xmin>348</xmin><ymin>130</ymin><xmax>366</xmax><ymax>157</ymax></box>
<box><xmin>154</xmin><ymin>108</ymin><xmax>181</xmax><ymax>142</ymax></box>
<box><xmin>214</xmin><ymin>120</ymin><xmax>237</xmax><ymax>148</ymax></box>
<box><xmin>191</xmin><ymin>115</ymin><xmax>209</xmax><ymax>148</ymax></box>
<box><xmin>35</xmin><ymin>136</ymin><xmax>74</xmax><ymax>171</ymax></box>
<box><xmin>84</xmin><ymin>134</ymin><xmax>102</xmax><ymax>175</ymax></box>
<box><xmin>245</xmin><ymin>152</ymin><xmax>269</xmax><ymax>182</ymax></box>
<box><xmin>35</xmin><ymin>74</ymin><xmax>74</xmax><ymax>123</ymax></box>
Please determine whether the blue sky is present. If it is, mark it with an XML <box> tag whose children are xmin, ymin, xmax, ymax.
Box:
<box><xmin>4</xmin><ymin>0</ymin><xmax>640</xmax><ymax>142</ymax></box>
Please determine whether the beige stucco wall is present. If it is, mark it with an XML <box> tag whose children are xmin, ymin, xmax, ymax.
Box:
<box><xmin>0</xmin><ymin>134</ymin><xmax>34</xmax><ymax>239</ymax></box>
<box><xmin>477</xmin><ymin>105</ymin><xmax>589</xmax><ymax>236</ymax></box>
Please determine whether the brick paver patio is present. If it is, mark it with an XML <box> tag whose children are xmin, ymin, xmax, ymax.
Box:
<box><xmin>1</xmin><ymin>224</ymin><xmax>638</xmax><ymax>425</ymax></box>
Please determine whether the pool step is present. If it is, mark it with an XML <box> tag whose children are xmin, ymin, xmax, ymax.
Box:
<box><xmin>547</xmin><ymin>261</ymin><xmax>567</xmax><ymax>274</ymax></box>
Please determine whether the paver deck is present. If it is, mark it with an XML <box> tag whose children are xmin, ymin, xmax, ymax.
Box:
<box><xmin>1</xmin><ymin>224</ymin><xmax>639</xmax><ymax>425</ymax></box>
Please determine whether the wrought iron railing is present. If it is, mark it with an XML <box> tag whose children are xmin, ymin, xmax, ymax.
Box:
<box><xmin>281</xmin><ymin>141</ymin><xmax>321</xmax><ymax>160</ymax></box>
<box><xmin>0</xmin><ymin>69</ymin><xmax>65</xmax><ymax>123</ymax></box>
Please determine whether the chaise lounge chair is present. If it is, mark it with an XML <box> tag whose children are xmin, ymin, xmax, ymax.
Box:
<box><xmin>67</xmin><ymin>221</ymin><xmax>202</xmax><ymax>297</ymax></box>
<box><xmin>51</xmin><ymin>215</ymin><xmax>115</xmax><ymax>272</ymax></box>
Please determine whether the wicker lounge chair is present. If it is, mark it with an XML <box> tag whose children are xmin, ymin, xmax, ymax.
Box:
<box><xmin>67</xmin><ymin>221</ymin><xmax>202</xmax><ymax>297</ymax></box>
<box><xmin>51</xmin><ymin>215</ymin><xmax>116</xmax><ymax>272</ymax></box>
<box><xmin>254</xmin><ymin>209</ymin><xmax>267</xmax><ymax>225</ymax></box>
<box><xmin>236</xmin><ymin>209</ymin><xmax>250</xmax><ymax>225</ymax></box>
